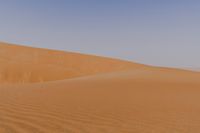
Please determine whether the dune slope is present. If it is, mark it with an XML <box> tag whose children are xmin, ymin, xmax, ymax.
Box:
<box><xmin>0</xmin><ymin>42</ymin><xmax>200</xmax><ymax>133</ymax></box>
<box><xmin>0</xmin><ymin>42</ymin><xmax>145</xmax><ymax>84</ymax></box>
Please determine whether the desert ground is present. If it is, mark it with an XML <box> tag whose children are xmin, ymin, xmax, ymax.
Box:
<box><xmin>0</xmin><ymin>42</ymin><xmax>200</xmax><ymax>133</ymax></box>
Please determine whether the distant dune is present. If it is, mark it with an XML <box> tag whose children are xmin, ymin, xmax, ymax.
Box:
<box><xmin>0</xmin><ymin>42</ymin><xmax>200</xmax><ymax>133</ymax></box>
<box><xmin>183</xmin><ymin>67</ymin><xmax>200</xmax><ymax>72</ymax></box>
<box><xmin>0</xmin><ymin>42</ymin><xmax>147</xmax><ymax>84</ymax></box>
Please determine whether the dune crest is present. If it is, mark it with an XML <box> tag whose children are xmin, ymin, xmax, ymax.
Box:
<box><xmin>0</xmin><ymin>42</ymin><xmax>145</xmax><ymax>83</ymax></box>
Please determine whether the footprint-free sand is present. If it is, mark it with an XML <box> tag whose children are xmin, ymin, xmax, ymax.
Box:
<box><xmin>0</xmin><ymin>42</ymin><xmax>200</xmax><ymax>133</ymax></box>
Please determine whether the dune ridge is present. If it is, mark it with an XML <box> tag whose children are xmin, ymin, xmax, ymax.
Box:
<box><xmin>0</xmin><ymin>42</ymin><xmax>200</xmax><ymax>132</ymax></box>
<box><xmin>0</xmin><ymin>42</ymin><xmax>147</xmax><ymax>84</ymax></box>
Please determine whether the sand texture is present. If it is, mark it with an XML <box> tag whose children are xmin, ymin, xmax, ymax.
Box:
<box><xmin>0</xmin><ymin>42</ymin><xmax>200</xmax><ymax>133</ymax></box>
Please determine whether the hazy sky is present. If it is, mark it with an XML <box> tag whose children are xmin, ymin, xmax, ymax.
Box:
<box><xmin>0</xmin><ymin>0</ymin><xmax>200</xmax><ymax>68</ymax></box>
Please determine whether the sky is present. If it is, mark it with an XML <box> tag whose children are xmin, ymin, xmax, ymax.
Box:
<box><xmin>0</xmin><ymin>0</ymin><xmax>200</xmax><ymax>68</ymax></box>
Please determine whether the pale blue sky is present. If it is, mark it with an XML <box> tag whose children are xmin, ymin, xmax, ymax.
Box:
<box><xmin>0</xmin><ymin>0</ymin><xmax>200</xmax><ymax>68</ymax></box>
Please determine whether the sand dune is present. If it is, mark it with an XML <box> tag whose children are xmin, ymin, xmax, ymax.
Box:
<box><xmin>0</xmin><ymin>42</ymin><xmax>200</xmax><ymax>132</ymax></box>
<box><xmin>0</xmin><ymin>42</ymin><xmax>146</xmax><ymax>84</ymax></box>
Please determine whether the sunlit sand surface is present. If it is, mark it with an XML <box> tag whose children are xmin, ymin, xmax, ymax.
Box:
<box><xmin>0</xmin><ymin>42</ymin><xmax>200</xmax><ymax>133</ymax></box>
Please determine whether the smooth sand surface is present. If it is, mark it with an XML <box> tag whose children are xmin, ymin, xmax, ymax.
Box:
<box><xmin>0</xmin><ymin>42</ymin><xmax>200</xmax><ymax>133</ymax></box>
<box><xmin>0</xmin><ymin>42</ymin><xmax>146</xmax><ymax>84</ymax></box>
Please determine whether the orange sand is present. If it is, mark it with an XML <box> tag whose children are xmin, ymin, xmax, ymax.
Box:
<box><xmin>0</xmin><ymin>42</ymin><xmax>200</xmax><ymax>132</ymax></box>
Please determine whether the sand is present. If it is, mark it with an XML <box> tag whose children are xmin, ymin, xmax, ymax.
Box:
<box><xmin>0</xmin><ymin>42</ymin><xmax>200</xmax><ymax>133</ymax></box>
